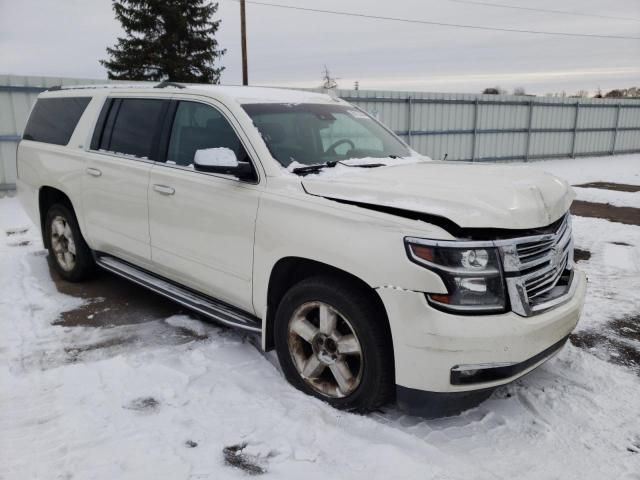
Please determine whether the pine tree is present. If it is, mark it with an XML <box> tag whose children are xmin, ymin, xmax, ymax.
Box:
<box><xmin>100</xmin><ymin>0</ymin><xmax>225</xmax><ymax>83</ymax></box>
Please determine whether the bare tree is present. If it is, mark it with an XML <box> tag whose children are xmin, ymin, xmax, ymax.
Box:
<box><xmin>605</xmin><ymin>89</ymin><xmax>624</xmax><ymax>98</ymax></box>
<box><xmin>513</xmin><ymin>87</ymin><xmax>526</xmax><ymax>96</ymax></box>
<box><xmin>482</xmin><ymin>86</ymin><xmax>505</xmax><ymax>95</ymax></box>
<box><xmin>602</xmin><ymin>87</ymin><xmax>640</xmax><ymax>98</ymax></box>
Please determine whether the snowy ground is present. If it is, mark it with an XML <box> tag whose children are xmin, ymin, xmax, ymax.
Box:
<box><xmin>1</xmin><ymin>154</ymin><xmax>639</xmax><ymax>479</ymax></box>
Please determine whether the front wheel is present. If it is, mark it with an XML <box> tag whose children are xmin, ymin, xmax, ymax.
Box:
<box><xmin>274</xmin><ymin>276</ymin><xmax>394</xmax><ymax>412</ymax></box>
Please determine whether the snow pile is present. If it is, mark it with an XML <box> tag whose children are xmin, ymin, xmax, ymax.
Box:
<box><xmin>572</xmin><ymin>187</ymin><xmax>640</xmax><ymax>208</ymax></box>
<box><xmin>529</xmin><ymin>153</ymin><xmax>640</xmax><ymax>185</ymax></box>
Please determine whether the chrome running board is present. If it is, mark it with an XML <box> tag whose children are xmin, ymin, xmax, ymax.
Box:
<box><xmin>95</xmin><ymin>254</ymin><xmax>261</xmax><ymax>333</ymax></box>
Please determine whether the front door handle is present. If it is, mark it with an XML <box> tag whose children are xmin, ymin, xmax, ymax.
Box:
<box><xmin>86</xmin><ymin>167</ymin><xmax>102</xmax><ymax>177</ymax></box>
<box><xmin>153</xmin><ymin>184</ymin><xmax>175</xmax><ymax>196</ymax></box>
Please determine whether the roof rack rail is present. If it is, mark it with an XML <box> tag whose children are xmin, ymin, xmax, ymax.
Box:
<box><xmin>155</xmin><ymin>81</ymin><xmax>185</xmax><ymax>89</ymax></box>
<box><xmin>42</xmin><ymin>83</ymin><xmax>155</xmax><ymax>92</ymax></box>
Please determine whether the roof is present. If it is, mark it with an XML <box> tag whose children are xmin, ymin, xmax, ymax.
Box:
<box><xmin>41</xmin><ymin>82</ymin><xmax>341</xmax><ymax>105</ymax></box>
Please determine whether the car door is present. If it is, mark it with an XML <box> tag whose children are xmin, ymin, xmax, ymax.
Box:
<box><xmin>82</xmin><ymin>96</ymin><xmax>169</xmax><ymax>266</ymax></box>
<box><xmin>148</xmin><ymin>98</ymin><xmax>261</xmax><ymax>313</ymax></box>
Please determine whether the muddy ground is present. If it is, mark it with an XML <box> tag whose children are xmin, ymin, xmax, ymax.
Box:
<box><xmin>574</xmin><ymin>182</ymin><xmax>640</xmax><ymax>193</ymax></box>
<box><xmin>570</xmin><ymin>200</ymin><xmax>639</xmax><ymax>226</ymax></box>
<box><xmin>570</xmin><ymin>314</ymin><xmax>640</xmax><ymax>375</ymax></box>
<box><xmin>50</xmin><ymin>261</ymin><xmax>184</xmax><ymax>328</ymax></box>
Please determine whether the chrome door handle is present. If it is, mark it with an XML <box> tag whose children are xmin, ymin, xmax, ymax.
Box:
<box><xmin>153</xmin><ymin>184</ymin><xmax>175</xmax><ymax>196</ymax></box>
<box><xmin>86</xmin><ymin>167</ymin><xmax>102</xmax><ymax>177</ymax></box>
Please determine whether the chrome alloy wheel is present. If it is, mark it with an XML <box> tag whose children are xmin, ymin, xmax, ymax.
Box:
<box><xmin>287</xmin><ymin>301</ymin><xmax>363</xmax><ymax>398</ymax></box>
<box><xmin>50</xmin><ymin>215</ymin><xmax>77</xmax><ymax>272</ymax></box>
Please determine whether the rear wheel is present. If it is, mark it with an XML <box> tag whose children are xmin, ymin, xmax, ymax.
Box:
<box><xmin>44</xmin><ymin>204</ymin><xmax>95</xmax><ymax>282</ymax></box>
<box><xmin>274</xmin><ymin>276</ymin><xmax>394</xmax><ymax>412</ymax></box>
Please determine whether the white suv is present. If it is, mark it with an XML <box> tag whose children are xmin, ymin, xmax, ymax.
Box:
<box><xmin>17</xmin><ymin>83</ymin><xmax>586</xmax><ymax>416</ymax></box>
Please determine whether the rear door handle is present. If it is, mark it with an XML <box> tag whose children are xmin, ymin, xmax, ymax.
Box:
<box><xmin>153</xmin><ymin>184</ymin><xmax>175</xmax><ymax>196</ymax></box>
<box><xmin>86</xmin><ymin>167</ymin><xmax>102</xmax><ymax>177</ymax></box>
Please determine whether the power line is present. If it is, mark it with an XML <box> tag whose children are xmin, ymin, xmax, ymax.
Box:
<box><xmin>448</xmin><ymin>0</ymin><xmax>640</xmax><ymax>23</ymax></box>
<box><xmin>229</xmin><ymin>0</ymin><xmax>640</xmax><ymax>41</ymax></box>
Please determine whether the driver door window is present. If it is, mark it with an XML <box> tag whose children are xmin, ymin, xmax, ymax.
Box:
<box><xmin>167</xmin><ymin>101</ymin><xmax>247</xmax><ymax>167</ymax></box>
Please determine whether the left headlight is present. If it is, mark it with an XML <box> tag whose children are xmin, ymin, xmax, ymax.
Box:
<box><xmin>405</xmin><ymin>238</ymin><xmax>506</xmax><ymax>314</ymax></box>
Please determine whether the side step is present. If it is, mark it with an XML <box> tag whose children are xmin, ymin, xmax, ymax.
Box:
<box><xmin>95</xmin><ymin>254</ymin><xmax>262</xmax><ymax>333</ymax></box>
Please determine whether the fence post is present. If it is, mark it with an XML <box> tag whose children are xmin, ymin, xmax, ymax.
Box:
<box><xmin>570</xmin><ymin>102</ymin><xmax>580</xmax><ymax>158</ymax></box>
<box><xmin>525</xmin><ymin>100</ymin><xmax>533</xmax><ymax>161</ymax></box>
<box><xmin>471</xmin><ymin>99</ymin><xmax>479</xmax><ymax>161</ymax></box>
<box><xmin>611</xmin><ymin>103</ymin><xmax>621</xmax><ymax>155</ymax></box>
<box><xmin>406</xmin><ymin>96</ymin><xmax>413</xmax><ymax>147</ymax></box>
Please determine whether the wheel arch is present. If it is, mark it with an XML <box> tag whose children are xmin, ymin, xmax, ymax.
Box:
<box><xmin>263</xmin><ymin>256</ymin><xmax>393</xmax><ymax>354</ymax></box>
<box><xmin>38</xmin><ymin>186</ymin><xmax>76</xmax><ymax>248</ymax></box>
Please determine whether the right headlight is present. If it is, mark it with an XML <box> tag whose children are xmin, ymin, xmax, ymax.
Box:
<box><xmin>405</xmin><ymin>238</ymin><xmax>507</xmax><ymax>314</ymax></box>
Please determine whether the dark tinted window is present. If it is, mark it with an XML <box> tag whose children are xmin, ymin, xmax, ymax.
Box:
<box><xmin>102</xmin><ymin>99</ymin><xmax>166</xmax><ymax>159</ymax></box>
<box><xmin>167</xmin><ymin>101</ymin><xmax>246</xmax><ymax>167</ymax></box>
<box><xmin>23</xmin><ymin>97</ymin><xmax>91</xmax><ymax>145</ymax></box>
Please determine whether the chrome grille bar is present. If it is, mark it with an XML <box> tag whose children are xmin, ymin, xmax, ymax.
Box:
<box><xmin>497</xmin><ymin>213</ymin><xmax>574</xmax><ymax>316</ymax></box>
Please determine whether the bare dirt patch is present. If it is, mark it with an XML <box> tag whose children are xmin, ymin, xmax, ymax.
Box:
<box><xmin>48</xmin><ymin>258</ymin><xmax>183</xmax><ymax>328</ymax></box>
<box><xmin>223</xmin><ymin>444</ymin><xmax>267</xmax><ymax>475</ymax></box>
<box><xmin>610</xmin><ymin>241</ymin><xmax>632</xmax><ymax>246</ymax></box>
<box><xmin>7</xmin><ymin>239</ymin><xmax>31</xmax><ymax>247</ymax></box>
<box><xmin>573</xmin><ymin>182</ymin><xmax>640</xmax><ymax>193</ymax></box>
<box><xmin>64</xmin><ymin>337</ymin><xmax>136</xmax><ymax>363</ymax></box>
<box><xmin>570</xmin><ymin>200</ymin><xmax>640</xmax><ymax>226</ymax></box>
<box><xmin>570</xmin><ymin>314</ymin><xmax>640</xmax><ymax>376</ymax></box>
<box><xmin>573</xmin><ymin>248</ymin><xmax>591</xmax><ymax>262</ymax></box>
<box><xmin>123</xmin><ymin>396</ymin><xmax>160</xmax><ymax>412</ymax></box>
<box><xmin>5</xmin><ymin>226</ymin><xmax>29</xmax><ymax>236</ymax></box>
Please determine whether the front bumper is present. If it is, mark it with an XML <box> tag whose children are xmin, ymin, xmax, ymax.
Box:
<box><xmin>376</xmin><ymin>269</ymin><xmax>586</xmax><ymax>402</ymax></box>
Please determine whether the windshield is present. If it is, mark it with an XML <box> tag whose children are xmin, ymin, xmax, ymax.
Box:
<box><xmin>242</xmin><ymin>103</ymin><xmax>411</xmax><ymax>167</ymax></box>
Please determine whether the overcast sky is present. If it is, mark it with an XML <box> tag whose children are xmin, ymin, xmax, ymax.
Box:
<box><xmin>1</xmin><ymin>0</ymin><xmax>639</xmax><ymax>95</ymax></box>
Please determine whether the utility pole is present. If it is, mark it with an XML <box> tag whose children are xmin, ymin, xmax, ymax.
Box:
<box><xmin>240</xmin><ymin>0</ymin><xmax>248</xmax><ymax>85</ymax></box>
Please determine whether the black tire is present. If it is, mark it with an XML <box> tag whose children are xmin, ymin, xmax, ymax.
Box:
<box><xmin>274</xmin><ymin>275</ymin><xmax>394</xmax><ymax>412</ymax></box>
<box><xmin>44</xmin><ymin>203</ymin><xmax>95</xmax><ymax>282</ymax></box>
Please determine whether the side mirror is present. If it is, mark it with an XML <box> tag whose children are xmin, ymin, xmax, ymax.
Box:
<box><xmin>193</xmin><ymin>148</ymin><xmax>255</xmax><ymax>180</ymax></box>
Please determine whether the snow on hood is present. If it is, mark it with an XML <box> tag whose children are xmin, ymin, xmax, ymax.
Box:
<box><xmin>302</xmin><ymin>161</ymin><xmax>575</xmax><ymax>230</ymax></box>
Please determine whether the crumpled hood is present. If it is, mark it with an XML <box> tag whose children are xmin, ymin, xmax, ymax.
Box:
<box><xmin>302</xmin><ymin>161</ymin><xmax>574</xmax><ymax>229</ymax></box>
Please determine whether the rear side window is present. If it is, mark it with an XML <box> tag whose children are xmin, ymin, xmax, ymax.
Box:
<box><xmin>23</xmin><ymin>97</ymin><xmax>91</xmax><ymax>145</ymax></box>
<box><xmin>99</xmin><ymin>99</ymin><xmax>167</xmax><ymax>159</ymax></box>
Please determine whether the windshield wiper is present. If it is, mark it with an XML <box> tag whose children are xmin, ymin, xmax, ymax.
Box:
<box><xmin>291</xmin><ymin>161</ymin><xmax>338</xmax><ymax>175</ymax></box>
<box><xmin>292</xmin><ymin>159</ymin><xmax>391</xmax><ymax>175</ymax></box>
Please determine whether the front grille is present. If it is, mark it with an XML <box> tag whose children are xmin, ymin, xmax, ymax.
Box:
<box><xmin>516</xmin><ymin>215</ymin><xmax>570</xmax><ymax>267</ymax></box>
<box><xmin>498</xmin><ymin>214</ymin><xmax>574</xmax><ymax>316</ymax></box>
